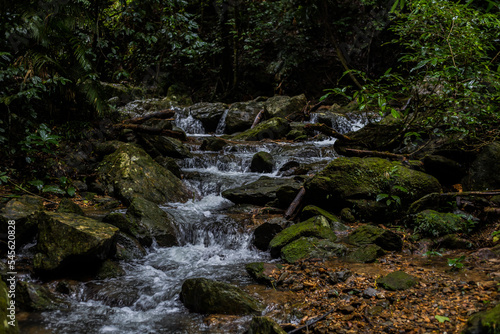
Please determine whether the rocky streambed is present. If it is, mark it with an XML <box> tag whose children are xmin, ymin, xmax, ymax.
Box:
<box><xmin>1</xmin><ymin>94</ymin><xmax>499</xmax><ymax>333</ymax></box>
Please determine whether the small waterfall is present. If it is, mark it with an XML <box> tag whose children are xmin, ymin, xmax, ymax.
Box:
<box><xmin>215</xmin><ymin>109</ymin><xmax>229</xmax><ymax>134</ymax></box>
<box><xmin>175</xmin><ymin>108</ymin><xmax>206</xmax><ymax>135</ymax></box>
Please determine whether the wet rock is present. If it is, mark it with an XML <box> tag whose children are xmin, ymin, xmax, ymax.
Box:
<box><xmin>0</xmin><ymin>279</ymin><xmax>19</xmax><ymax>332</ymax></box>
<box><xmin>56</xmin><ymin>198</ymin><xmax>85</xmax><ymax>215</ymax></box>
<box><xmin>154</xmin><ymin>156</ymin><xmax>182</xmax><ymax>179</ymax></box>
<box><xmin>269</xmin><ymin>216</ymin><xmax>337</xmax><ymax>257</ymax></box>
<box><xmin>463</xmin><ymin>303</ymin><xmax>500</xmax><ymax>334</ymax></box>
<box><xmin>250</xmin><ymin>151</ymin><xmax>274</xmax><ymax>173</ymax></box>
<box><xmin>114</xmin><ymin>231</ymin><xmax>147</xmax><ymax>260</ymax></box>
<box><xmin>33</xmin><ymin>212</ymin><xmax>119</xmax><ymax>274</ymax></box>
<box><xmin>233</xmin><ymin>117</ymin><xmax>291</xmax><ymax>141</ymax></box>
<box><xmin>222</xmin><ymin>176</ymin><xmax>303</xmax><ymax>207</ymax></box>
<box><xmin>422</xmin><ymin>154</ymin><xmax>465</xmax><ymax>185</ymax></box>
<box><xmin>305</xmin><ymin>157</ymin><xmax>442</xmax><ymax>220</ymax></box>
<box><xmin>85</xmin><ymin>281</ymin><xmax>139</xmax><ymax>307</ymax></box>
<box><xmin>408</xmin><ymin>210</ymin><xmax>470</xmax><ymax>237</ymax></box>
<box><xmin>277</xmin><ymin>161</ymin><xmax>301</xmax><ymax>176</ymax></box>
<box><xmin>434</xmin><ymin>234</ymin><xmax>473</xmax><ymax>249</ymax></box>
<box><xmin>246</xmin><ymin>316</ymin><xmax>287</xmax><ymax>334</ymax></box>
<box><xmin>189</xmin><ymin>102</ymin><xmax>228</xmax><ymax>132</ymax></box>
<box><xmin>253</xmin><ymin>222</ymin><xmax>284</xmax><ymax>251</ymax></box>
<box><xmin>96</xmin><ymin>259</ymin><xmax>125</xmax><ymax>280</ymax></box>
<box><xmin>225</xmin><ymin>100</ymin><xmax>266</xmax><ymax>134</ymax></box>
<box><xmin>300</xmin><ymin>205</ymin><xmax>342</xmax><ymax>226</ymax></box>
<box><xmin>340</xmin><ymin>207</ymin><xmax>356</xmax><ymax>223</ymax></box>
<box><xmin>140</xmin><ymin>134</ymin><xmax>192</xmax><ymax>159</ymax></box>
<box><xmin>280</xmin><ymin>237</ymin><xmax>347</xmax><ymax>263</ymax></box>
<box><xmin>346</xmin><ymin>244</ymin><xmax>386</xmax><ymax>263</ymax></box>
<box><xmin>464</xmin><ymin>141</ymin><xmax>500</xmax><ymax>191</ymax></box>
<box><xmin>265</xmin><ymin>94</ymin><xmax>307</xmax><ymax>120</ymax></box>
<box><xmin>376</xmin><ymin>271</ymin><xmax>418</xmax><ymax>291</ymax></box>
<box><xmin>245</xmin><ymin>262</ymin><xmax>280</xmax><ymax>286</ymax></box>
<box><xmin>97</xmin><ymin>142</ymin><xmax>189</xmax><ymax>205</ymax></box>
<box><xmin>200</xmin><ymin>136</ymin><xmax>228</xmax><ymax>151</ymax></box>
<box><xmin>348</xmin><ymin>225</ymin><xmax>402</xmax><ymax>251</ymax></box>
<box><xmin>0</xmin><ymin>195</ymin><xmax>44</xmax><ymax>244</ymax></box>
<box><xmin>180</xmin><ymin>278</ymin><xmax>264</xmax><ymax>315</ymax></box>
<box><xmin>118</xmin><ymin>98</ymin><xmax>178</xmax><ymax>118</ymax></box>
<box><xmin>17</xmin><ymin>281</ymin><xmax>69</xmax><ymax>311</ymax></box>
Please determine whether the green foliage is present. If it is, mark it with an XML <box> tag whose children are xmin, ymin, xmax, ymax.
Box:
<box><xmin>376</xmin><ymin>165</ymin><xmax>409</xmax><ymax>208</ymax></box>
<box><xmin>27</xmin><ymin>177</ymin><xmax>75</xmax><ymax>197</ymax></box>
<box><xmin>447</xmin><ymin>255</ymin><xmax>466</xmax><ymax>270</ymax></box>
<box><xmin>19</xmin><ymin>124</ymin><xmax>60</xmax><ymax>163</ymax></box>
<box><xmin>435</xmin><ymin>315</ymin><xmax>450</xmax><ymax>323</ymax></box>
<box><xmin>0</xmin><ymin>171</ymin><xmax>9</xmax><ymax>184</ymax></box>
<box><xmin>423</xmin><ymin>250</ymin><xmax>442</xmax><ymax>257</ymax></box>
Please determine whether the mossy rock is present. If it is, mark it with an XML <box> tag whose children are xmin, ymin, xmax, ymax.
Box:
<box><xmin>245</xmin><ymin>262</ymin><xmax>281</xmax><ymax>287</ymax></box>
<box><xmin>246</xmin><ymin>316</ymin><xmax>287</xmax><ymax>334</ymax></box>
<box><xmin>56</xmin><ymin>198</ymin><xmax>85</xmax><ymax>215</ymax></box>
<box><xmin>348</xmin><ymin>225</ymin><xmax>402</xmax><ymax>251</ymax></box>
<box><xmin>139</xmin><ymin>134</ymin><xmax>192</xmax><ymax>159</ymax></box>
<box><xmin>233</xmin><ymin>117</ymin><xmax>290</xmax><ymax>141</ymax></box>
<box><xmin>269</xmin><ymin>215</ymin><xmax>337</xmax><ymax>257</ymax></box>
<box><xmin>0</xmin><ymin>280</ymin><xmax>19</xmax><ymax>333</ymax></box>
<box><xmin>17</xmin><ymin>281</ymin><xmax>69</xmax><ymax>311</ymax></box>
<box><xmin>409</xmin><ymin>210</ymin><xmax>470</xmax><ymax>237</ymax></box>
<box><xmin>97</xmin><ymin>142</ymin><xmax>189</xmax><ymax>205</ymax></box>
<box><xmin>346</xmin><ymin>244</ymin><xmax>386</xmax><ymax>263</ymax></box>
<box><xmin>463</xmin><ymin>303</ymin><xmax>500</xmax><ymax>334</ymax></box>
<box><xmin>225</xmin><ymin>100</ymin><xmax>266</xmax><ymax>134</ymax></box>
<box><xmin>200</xmin><ymin>137</ymin><xmax>228</xmax><ymax>151</ymax></box>
<box><xmin>376</xmin><ymin>271</ymin><xmax>418</xmax><ymax>291</ymax></box>
<box><xmin>280</xmin><ymin>237</ymin><xmax>347</xmax><ymax>263</ymax></box>
<box><xmin>95</xmin><ymin>259</ymin><xmax>125</xmax><ymax>280</ymax></box>
<box><xmin>0</xmin><ymin>195</ymin><xmax>44</xmax><ymax>245</ymax></box>
<box><xmin>189</xmin><ymin>102</ymin><xmax>229</xmax><ymax>132</ymax></box>
<box><xmin>250</xmin><ymin>151</ymin><xmax>274</xmax><ymax>173</ymax></box>
<box><xmin>180</xmin><ymin>278</ymin><xmax>264</xmax><ymax>315</ymax></box>
<box><xmin>300</xmin><ymin>205</ymin><xmax>339</xmax><ymax>224</ymax></box>
<box><xmin>265</xmin><ymin>94</ymin><xmax>306</xmax><ymax>119</ymax></box>
<box><xmin>114</xmin><ymin>231</ymin><xmax>147</xmax><ymax>260</ymax></box>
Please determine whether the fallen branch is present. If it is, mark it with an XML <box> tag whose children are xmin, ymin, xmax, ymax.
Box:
<box><xmin>342</xmin><ymin>148</ymin><xmax>410</xmax><ymax>161</ymax></box>
<box><xmin>304</xmin><ymin>123</ymin><xmax>352</xmax><ymax>141</ymax></box>
<box><xmin>284</xmin><ymin>187</ymin><xmax>306</xmax><ymax>220</ymax></box>
<box><xmin>125</xmin><ymin>110</ymin><xmax>176</xmax><ymax>124</ymax></box>
<box><xmin>287</xmin><ymin>308</ymin><xmax>335</xmax><ymax>334</ymax></box>
<box><xmin>440</xmin><ymin>190</ymin><xmax>500</xmax><ymax>197</ymax></box>
<box><xmin>113</xmin><ymin>123</ymin><xmax>186</xmax><ymax>141</ymax></box>
<box><xmin>251</xmin><ymin>110</ymin><xmax>265</xmax><ymax>128</ymax></box>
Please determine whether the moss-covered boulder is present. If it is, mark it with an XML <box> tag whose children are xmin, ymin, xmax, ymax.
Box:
<box><xmin>0</xmin><ymin>195</ymin><xmax>44</xmax><ymax>244</ymax></box>
<box><xmin>409</xmin><ymin>210</ymin><xmax>470</xmax><ymax>237</ymax></box>
<box><xmin>0</xmin><ymin>279</ymin><xmax>19</xmax><ymax>333</ymax></box>
<box><xmin>376</xmin><ymin>271</ymin><xmax>418</xmax><ymax>291</ymax></box>
<box><xmin>281</xmin><ymin>237</ymin><xmax>347</xmax><ymax>263</ymax></box>
<box><xmin>462</xmin><ymin>303</ymin><xmax>500</xmax><ymax>334</ymax></box>
<box><xmin>180</xmin><ymin>278</ymin><xmax>264</xmax><ymax>315</ymax></box>
<box><xmin>17</xmin><ymin>281</ymin><xmax>69</xmax><ymax>311</ymax></box>
<box><xmin>250</xmin><ymin>151</ymin><xmax>274</xmax><ymax>173</ymax></box>
<box><xmin>139</xmin><ymin>134</ymin><xmax>192</xmax><ymax>159</ymax></box>
<box><xmin>225</xmin><ymin>100</ymin><xmax>266</xmax><ymax>134</ymax></box>
<box><xmin>265</xmin><ymin>94</ymin><xmax>307</xmax><ymax>120</ymax></box>
<box><xmin>97</xmin><ymin>142</ymin><xmax>189</xmax><ymax>205</ymax></box>
<box><xmin>348</xmin><ymin>225</ymin><xmax>402</xmax><ymax>251</ymax></box>
<box><xmin>245</xmin><ymin>262</ymin><xmax>281</xmax><ymax>286</ymax></box>
<box><xmin>269</xmin><ymin>216</ymin><xmax>337</xmax><ymax>257</ymax></box>
<box><xmin>464</xmin><ymin>142</ymin><xmax>500</xmax><ymax>191</ymax></box>
<box><xmin>346</xmin><ymin>244</ymin><xmax>386</xmax><ymax>263</ymax></box>
<box><xmin>233</xmin><ymin>117</ymin><xmax>291</xmax><ymax>141</ymax></box>
<box><xmin>33</xmin><ymin>212</ymin><xmax>119</xmax><ymax>274</ymax></box>
<box><xmin>222</xmin><ymin>176</ymin><xmax>303</xmax><ymax>207</ymax></box>
<box><xmin>304</xmin><ymin>157</ymin><xmax>442</xmax><ymax>220</ymax></box>
<box><xmin>56</xmin><ymin>198</ymin><xmax>85</xmax><ymax>215</ymax></box>
<box><xmin>300</xmin><ymin>205</ymin><xmax>339</xmax><ymax>223</ymax></box>
<box><xmin>189</xmin><ymin>102</ymin><xmax>228</xmax><ymax>132</ymax></box>
<box><xmin>246</xmin><ymin>316</ymin><xmax>287</xmax><ymax>334</ymax></box>
<box><xmin>200</xmin><ymin>136</ymin><xmax>228</xmax><ymax>151</ymax></box>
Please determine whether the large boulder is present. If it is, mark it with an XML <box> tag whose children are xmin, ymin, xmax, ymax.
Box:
<box><xmin>97</xmin><ymin>142</ymin><xmax>189</xmax><ymax>205</ymax></box>
<box><xmin>114</xmin><ymin>231</ymin><xmax>147</xmax><ymax>260</ymax></box>
<box><xmin>269</xmin><ymin>216</ymin><xmax>337</xmax><ymax>257</ymax></box>
<box><xmin>0</xmin><ymin>195</ymin><xmax>44</xmax><ymax>244</ymax></box>
<box><xmin>139</xmin><ymin>134</ymin><xmax>192</xmax><ymax>159</ymax></box>
<box><xmin>346</xmin><ymin>244</ymin><xmax>386</xmax><ymax>263</ymax></box>
<box><xmin>463</xmin><ymin>142</ymin><xmax>500</xmax><ymax>191</ymax></box>
<box><xmin>253</xmin><ymin>222</ymin><xmax>284</xmax><ymax>251</ymax></box>
<box><xmin>222</xmin><ymin>176</ymin><xmax>303</xmax><ymax>207</ymax></box>
<box><xmin>233</xmin><ymin>117</ymin><xmax>290</xmax><ymax>141</ymax></box>
<box><xmin>33</xmin><ymin>212</ymin><xmax>119</xmax><ymax>274</ymax></box>
<box><xmin>347</xmin><ymin>225</ymin><xmax>402</xmax><ymax>251</ymax></box>
<box><xmin>250</xmin><ymin>151</ymin><xmax>274</xmax><ymax>173</ymax></box>
<box><xmin>462</xmin><ymin>303</ymin><xmax>500</xmax><ymax>334</ymax></box>
<box><xmin>225</xmin><ymin>100</ymin><xmax>266</xmax><ymax>134</ymax></box>
<box><xmin>408</xmin><ymin>210</ymin><xmax>470</xmax><ymax>237</ymax></box>
<box><xmin>180</xmin><ymin>278</ymin><xmax>264</xmax><ymax>315</ymax></box>
<box><xmin>264</xmin><ymin>94</ymin><xmax>307</xmax><ymax>120</ymax></box>
<box><xmin>189</xmin><ymin>102</ymin><xmax>228</xmax><ymax>132</ymax></box>
<box><xmin>280</xmin><ymin>237</ymin><xmax>347</xmax><ymax>263</ymax></box>
<box><xmin>305</xmin><ymin>157</ymin><xmax>442</xmax><ymax>220</ymax></box>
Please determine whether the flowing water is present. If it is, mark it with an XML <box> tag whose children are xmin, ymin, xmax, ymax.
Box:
<box><xmin>28</xmin><ymin>107</ymin><xmax>373</xmax><ymax>334</ymax></box>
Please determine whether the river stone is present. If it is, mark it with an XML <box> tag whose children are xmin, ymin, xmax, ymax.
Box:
<box><xmin>233</xmin><ymin>117</ymin><xmax>291</xmax><ymax>141</ymax></box>
<box><xmin>225</xmin><ymin>100</ymin><xmax>266</xmax><ymax>134</ymax></box>
<box><xmin>269</xmin><ymin>215</ymin><xmax>337</xmax><ymax>258</ymax></box>
<box><xmin>300</xmin><ymin>205</ymin><xmax>340</xmax><ymax>224</ymax></box>
<box><xmin>463</xmin><ymin>303</ymin><xmax>500</xmax><ymax>334</ymax></box>
<box><xmin>114</xmin><ymin>231</ymin><xmax>147</xmax><ymax>260</ymax></box>
<box><xmin>154</xmin><ymin>156</ymin><xmax>182</xmax><ymax>179</ymax></box>
<box><xmin>376</xmin><ymin>271</ymin><xmax>418</xmax><ymax>291</ymax></box>
<box><xmin>253</xmin><ymin>222</ymin><xmax>284</xmax><ymax>251</ymax></box>
<box><xmin>304</xmin><ymin>157</ymin><xmax>442</xmax><ymax>218</ymax></box>
<box><xmin>97</xmin><ymin>142</ymin><xmax>189</xmax><ymax>205</ymax></box>
<box><xmin>17</xmin><ymin>281</ymin><xmax>69</xmax><ymax>311</ymax></box>
<box><xmin>200</xmin><ymin>136</ymin><xmax>228</xmax><ymax>151</ymax></box>
<box><xmin>246</xmin><ymin>316</ymin><xmax>287</xmax><ymax>334</ymax></box>
<box><xmin>0</xmin><ymin>280</ymin><xmax>19</xmax><ymax>332</ymax></box>
<box><xmin>408</xmin><ymin>210</ymin><xmax>469</xmax><ymax>237</ymax></box>
<box><xmin>180</xmin><ymin>278</ymin><xmax>264</xmax><ymax>315</ymax></box>
<box><xmin>56</xmin><ymin>198</ymin><xmax>85</xmax><ymax>215</ymax></box>
<box><xmin>95</xmin><ymin>259</ymin><xmax>125</xmax><ymax>280</ymax></box>
<box><xmin>347</xmin><ymin>225</ymin><xmax>402</xmax><ymax>251</ymax></box>
<box><xmin>464</xmin><ymin>142</ymin><xmax>500</xmax><ymax>191</ymax></box>
<box><xmin>33</xmin><ymin>212</ymin><xmax>119</xmax><ymax>274</ymax></box>
<box><xmin>250</xmin><ymin>151</ymin><xmax>274</xmax><ymax>173</ymax></box>
<box><xmin>139</xmin><ymin>134</ymin><xmax>192</xmax><ymax>159</ymax></box>
<box><xmin>0</xmin><ymin>195</ymin><xmax>44</xmax><ymax>244</ymax></box>
<box><xmin>245</xmin><ymin>262</ymin><xmax>280</xmax><ymax>287</ymax></box>
<box><xmin>265</xmin><ymin>94</ymin><xmax>307</xmax><ymax>119</ymax></box>
<box><xmin>280</xmin><ymin>237</ymin><xmax>347</xmax><ymax>263</ymax></box>
<box><xmin>189</xmin><ymin>102</ymin><xmax>228</xmax><ymax>132</ymax></box>
<box><xmin>346</xmin><ymin>244</ymin><xmax>386</xmax><ymax>263</ymax></box>
<box><xmin>222</xmin><ymin>176</ymin><xmax>303</xmax><ymax>207</ymax></box>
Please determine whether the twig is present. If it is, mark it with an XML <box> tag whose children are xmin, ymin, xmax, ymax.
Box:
<box><xmin>7</xmin><ymin>179</ymin><xmax>58</xmax><ymax>204</ymax></box>
<box><xmin>287</xmin><ymin>309</ymin><xmax>335</xmax><ymax>334</ymax></box>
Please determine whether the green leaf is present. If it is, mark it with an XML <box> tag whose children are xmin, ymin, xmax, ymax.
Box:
<box><xmin>435</xmin><ymin>315</ymin><xmax>450</xmax><ymax>323</ymax></box>
<box><xmin>376</xmin><ymin>193</ymin><xmax>389</xmax><ymax>202</ymax></box>
<box><xmin>28</xmin><ymin>180</ymin><xmax>44</xmax><ymax>191</ymax></box>
<box><xmin>42</xmin><ymin>185</ymin><xmax>65</xmax><ymax>194</ymax></box>
<box><xmin>66</xmin><ymin>187</ymin><xmax>76</xmax><ymax>197</ymax></box>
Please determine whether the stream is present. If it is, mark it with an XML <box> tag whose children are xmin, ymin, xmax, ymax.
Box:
<box><xmin>28</xmin><ymin>107</ymin><xmax>371</xmax><ymax>333</ymax></box>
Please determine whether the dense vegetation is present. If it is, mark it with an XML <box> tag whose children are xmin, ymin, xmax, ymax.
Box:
<box><xmin>0</xmin><ymin>0</ymin><xmax>499</xmax><ymax>188</ymax></box>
